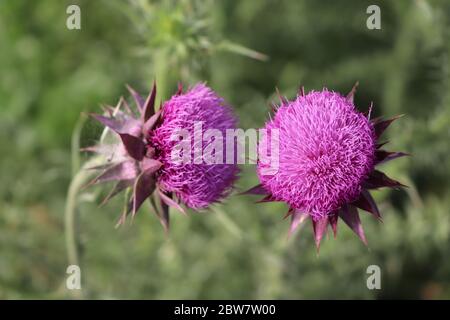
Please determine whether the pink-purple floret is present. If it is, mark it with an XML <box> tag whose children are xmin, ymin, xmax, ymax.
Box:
<box><xmin>151</xmin><ymin>84</ymin><xmax>239</xmax><ymax>209</ymax></box>
<box><xmin>258</xmin><ymin>89</ymin><xmax>376</xmax><ymax>220</ymax></box>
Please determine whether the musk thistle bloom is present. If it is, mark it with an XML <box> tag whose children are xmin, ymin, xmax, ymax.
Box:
<box><xmin>84</xmin><ymin>83</ymin><xmax>239</xmax><ymax>231</ymax></box>
<box><xmin>246</xmin><ymin>84</ymin><xmax>407</xmax><ymax>249</ymax></box>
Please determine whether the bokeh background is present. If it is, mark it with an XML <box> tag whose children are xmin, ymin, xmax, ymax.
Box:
<box><xmin>1</xmin><ymin>0</ymin><xmax>449</xmax><ymax>299</ymax></box>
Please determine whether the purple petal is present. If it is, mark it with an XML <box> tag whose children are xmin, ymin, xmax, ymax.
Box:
<box><xmin>328</xmin><ymin>212</ymin><xmax>338</xmax><ymax>238</ymax></box>
<box><xmin>121</xmin><ymin>119</ymin><xmax>143</xmax><ymax>137</ymax></box>
<box><xmin>132</xmin><ymin>171</ymin><xmax>156</xmax><ymax>217</ymax></box>
<box><xmin>158</xmin><ymin>197</ymin><xmax>170</xmax><ymax>233</ymax></box>
<box><xmin>312</xmin><ymin>217</ymin><xmax>328</xmax><ymax>251</ymax></box>
<box><xmin>298</xmin><ymin>86</ymin><xmax>305</xmax><ymax>97</ymax></box>
<box><xmin>126</xmin><ymin>84</ymin><xmax>144</xmax><ymax>110</ymax></box>
<box><xmin>239</xmin><ymin>184</ymin><xmax>269</xmax><ymax>196</ymax></box>
<box><xmin>143</xmin><ymin>110</ymin><xmax>162</xmax><ymax>135</ymax></box>
<box><xmin>116</xmin><ymin>195</ymin><xmax>142</xmax><ymax>228</ymax></box>
<box><xmin>142</xmin><ymin>81</ymin><xmax>157</xmax><ymax>121</ymax></box>
<box><xmin>365</xmin><ymin>102</ymin><xmax>373</xmax><ymax>120</ymax></box>
<box><xmin>89</xmin><ymin>112</ymin><xmax>142</xmax><ymax>137</ymax></box>
<box><xmin>352</xmin><ymin>189</ymin><xmax>381</xmax><ymax>220</ymax></box>
<box><xmin>118</xmin><ymin>133</ymin><xmax>145</xmax><ymax>161</ymax></box>
<box><xmin>376</xmin><ymin>141</ymin><xmax>389</xmax><ymax>149</ymax></box>
<box><xmin>339</xmin><ymin>205</ymin><xmax>367</xmax><ymax>245</ymax></box>
<box><xmin>89</xmin><ymin>113</ymin><xmax>123</xmax><ymax>132</ymax></box>
<box><xmin>87</xmin><ymin>161</ymin><xmax>137</xmax><ymax>187</ymax></box>
<box><xmin>177</xmin><ymin>82</ymin><xmax>183</xmax><ymax>95</ymax></box>
<box><xmin>115</xmin><ymin>200</ymin><xmax>132</xmax><ymax>228</ymax></box>
<box><xmin>101</xmin><ymin>105</ymin><xmax>114</xmax><ymax>117</ymax></box>
<box><xmin>100</xmin><ymin>180</ymin><xmax>133</xmax><ymax>206</ymax></box>
<box><xmin>158</xmin><ymin>189</ymin><xmax>186</xmax><ymax>216</ymax></box>
<box><xmin>346</xmin><ymin>81</ymin><xmax>359</xmax><ymax>104</ymax></box>
<box><xmin>275</xmin><ymin>87</ymin><xmax>288</xmax><ymax>105</ymax></box>
<box><xmin>269</xmin><ymin>102</ymin><xmax>278</xmax><ymax>113</ymax></box>
<box><xmin>141</xmin><ymin>158</ymin><xmax>162</xmax><ymax>173</ymax></box>
<box><xmin>288</xmin><ymin>210</ymin><xmax>309</xmax><ymax>237</ymax></box>
<box><xmin>283</xmin><ymin>207</ymin><xmax>294</xmax><ymax>219</ymax></box>
<box><xmin>120</xmin><ymin>98</ymin><xmax>134</xmax><ymax>115</ymax></box>
<box><xmin>364</xmin><ymin>170</ymin><xmax>406</xmax><ymax>189</ymax></box>
<box><xmin>372</xmin><ymin>114</ymin><xmax>404</xmax><ymax>138</ymax></box>
<box><xmin>255</xmin><ymin>195</ymin><xmax>279</xmax><ymax>203</ymax></box>
<box><xmin>375</xmin><ymin>150</ymin><xmax>409</xmax><ymax>165</ymax></box>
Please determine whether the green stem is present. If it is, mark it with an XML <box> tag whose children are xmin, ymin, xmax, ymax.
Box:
<box><xmin>64</xmin><ymin>157</ymin><xmax>99</xmax><ymax>298</ymax></box>
<box><xmin>154</xmin><ymin>48</ymin><xmax>168</xmax><ymax>102</ymax></box>
<box><xmin>71</xmin><ymin>115</ymin><xmax>87</xmax><ymax>176</ymax></box>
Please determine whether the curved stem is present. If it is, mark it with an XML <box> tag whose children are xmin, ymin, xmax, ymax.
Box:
<box><xmin>71</xmin><ymin>115</ymin><xmax>87</xmax><ymax>176</ymax></box>
<box><xmin>65</xmin><ymin>170</ymin><xmax>87</xmax><ymax>267</ymax></box>
<box><xmin>65</xmin><ymin>152</ymin><xmax>100</xmax><ymax>298</ymax></box>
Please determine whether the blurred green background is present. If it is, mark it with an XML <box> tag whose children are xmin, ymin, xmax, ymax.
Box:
<box><xmin>1</xmin><ymin>0</ymin><xmax>449</xmax><ymax>299</ymax></box>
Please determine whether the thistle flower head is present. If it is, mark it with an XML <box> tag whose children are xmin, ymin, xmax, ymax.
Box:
<box><xmin>151</xmin><ymin>84</ymin><xmax>239</xmax><ymax>209</ymax></box>
<box><xmin>258</xmin><ymin>89</ymin><xmax>376</xmax><ymax>219</ymax></box>
<box><xmin>246</xmin><ymin>84</ymin><xmax>408</xmax><ymax>249</ymax></box>
<box><xmin>85</xmin><ymin>83</ymin><xmax>238</xmax><ymax>230</ymax></box>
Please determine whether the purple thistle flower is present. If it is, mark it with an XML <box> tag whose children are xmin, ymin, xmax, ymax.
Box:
<box><xmin>150</xmin><ymin>84</ymin><xmax>239</xmax><ymax>209</ymax></box>
<box><xmin>84</xmin><ymin>83</ymin><xmax>239</xmax><ymax>231</ymax></box>
<box><xmin>245</xmin><ymin>83</ymin><xmax>408</xmax><ymax>249</ymax></box>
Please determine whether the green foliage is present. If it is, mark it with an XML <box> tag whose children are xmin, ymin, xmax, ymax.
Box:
<box><xmin>0</xmin><ymin>0</ymin><xmax>449</xmax><ymax>299</ymax></box>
